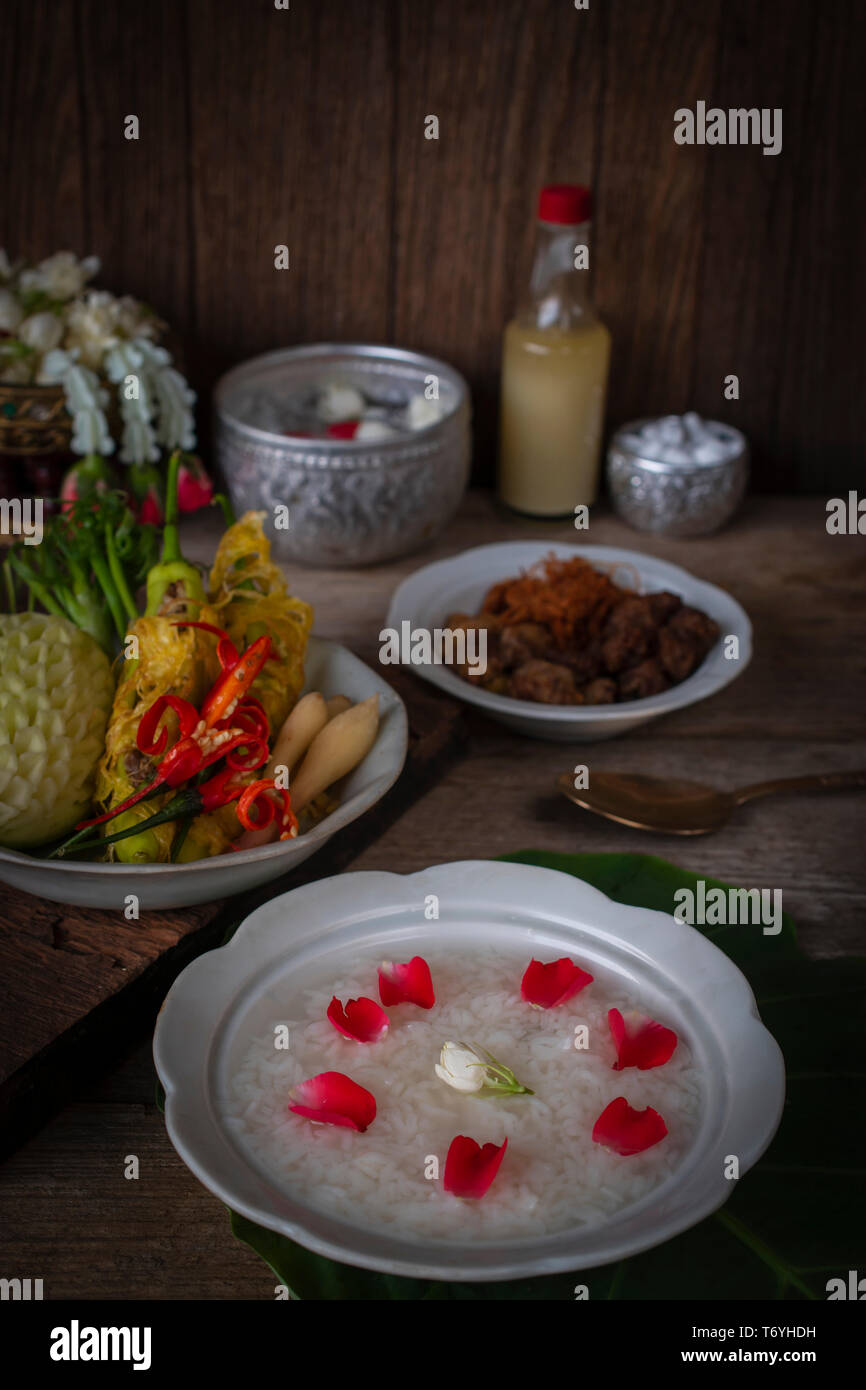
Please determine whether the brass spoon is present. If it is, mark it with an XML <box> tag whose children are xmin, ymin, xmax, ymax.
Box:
<box><xmin>556</xmin><ymin>769</ymin><xmax>866</xmax><ymax>836</ymax></box>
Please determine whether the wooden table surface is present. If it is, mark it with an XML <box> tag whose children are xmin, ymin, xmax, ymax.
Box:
<box><xmin>1</xmin><ymin>491</ymin><xmax>864</xmax><ymax>1299</ymax></box>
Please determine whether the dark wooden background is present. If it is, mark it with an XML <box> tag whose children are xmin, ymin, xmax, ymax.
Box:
<box><xmin>1</xmin><ymin>0</ymin><xmax>862</xmax><ymax>491</ymax></box>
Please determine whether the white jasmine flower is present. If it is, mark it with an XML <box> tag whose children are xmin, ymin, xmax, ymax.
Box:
<box><xmin>114</xmin><ymin>295</ymin><xmax>161</xmax><ymax>341</ymax></box>
<box><xmin>435</xmin><ymin>1042</ymin><xmax>487</xmax><ymax>1093</ymax></box>
<box><xmin>18</xmin><ymin>311</ymin><xmax>64</xmax><ymax>354</ymax></box>
<box><xmin>19</xmin><ymin>251</ymin><xmax>100</xmax><ymax>302</ymax></box>
<box><xmin>435</xmin><ymin>1041</ymin><xmax>534</xmax><ymax>1097</ymax></box>
<box><xmin>64</xmin><ymin>290</ymin><xmax>123</xmax><ymax>369</ymax></box>
<box><xmin>38</xmin><ymin>347</ymin><xmax>79</xmax><ymax>382</ymax></box>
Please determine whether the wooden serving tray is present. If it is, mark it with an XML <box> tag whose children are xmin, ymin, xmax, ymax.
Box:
<box><xmin>0</xmin><ymin>670</ymin><xmax>466</xmax><ymax>1160</ymax></box>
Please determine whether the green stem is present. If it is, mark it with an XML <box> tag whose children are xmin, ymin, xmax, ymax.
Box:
<box><xmin>162</xmin><ymin>449</ymin><xmax>182</xmax><ymax>556</ymax></box>
<box><xmin>170</xmin><ymin>816</ymin><xmax>193</xmax><ymax>861</ymax></box>
<box><xmin>105</xmin><ymin>523</ymin><xmax>139</xmax><ymax>624</ymax></box>
<box><xmin>50</xmin><ymin>787</ymin><xmax>203</xmax><ymax>859</ymax></box>
<box><xmin>88</xmin><ymin>547</ymin><xmax>127</xmax><ymax>641</ymax></box>
<box><xmin>7</xmin><ymin>552</ymin><xmax>71</xmax><ymax>623</ymax></box>
<box><xmin>144</xmin><ymin>450</ymin><xmax>205</xmax><ymax>617</ymax></box>
<box><xmin>51</xmin><ymin>780</ymin><xmax>165</xmax><ymax>858</ymax></box>
<box><xmin>211</xmin><ymin>492</ymin><xmax>236</xmax><ymax>527</ymax></box>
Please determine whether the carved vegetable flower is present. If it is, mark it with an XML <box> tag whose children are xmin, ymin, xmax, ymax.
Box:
<box><xmin>288</xmin><ymin>1071</ymin><xmax>376</xmax><ymax>1132</ymax></box>
<box><xmin>435</xmin><ymin>1041</ymin><xmax>533</xmax><ymax>1096</ymax></box>
<box><xmin>378</xmin><ymin>955</ymin><xmax>435</xmax><ymax>1009</ymax></box>
<box><xmin>521</xmin><ymin>956</ymin><xmax>594</xmax><ymax>1008</ymax></box>
<box><xmin>608</xmin><ymin>1008</ymin><xmax>678</xmax><ymax>1071</ymax></box>
<box><xmin>592</xmin><ymin>1097</ymin><xmax>668</xmax><ymax>1156</ymax></box>
<box><xmin>444</xmin><ymin>1135</ymin><xmax>508</xmax><ymax>1198</ymax></box>
<box><xmin>327</xmin><ymin>995</ymin><xmax>390</xmax><ymax>1044</ymax></box>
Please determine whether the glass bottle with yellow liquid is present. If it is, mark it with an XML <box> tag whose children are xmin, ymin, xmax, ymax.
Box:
<box><xmin>498</xmin><ymin>184</ymin><xmax>611</xmax><ymax>516</ymax></box>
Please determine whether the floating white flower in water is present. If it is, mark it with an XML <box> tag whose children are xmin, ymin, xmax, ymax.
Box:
<box><xmin>435</xmin><ymin>1041</ymin><xmax>533</xmax><ymax>1097</ymax></box>
<box><xmin>354</xmin><ymin>419</ymin><xmax>398</xmax><ymax>443</ymax></box>
<box><xmin>435</xmin><ymin>1042</ymin><xmax>487</xmax><ymax>1093</ymax></box>
<box><xmin>405</xmin><ymin>393</ymin><xmax>444</xmax><ymax>431</ymax></box>
<box><xmin>317</xmin><ymin>382</ymin><xmax>365</xmax><ymax>423</ymax></box>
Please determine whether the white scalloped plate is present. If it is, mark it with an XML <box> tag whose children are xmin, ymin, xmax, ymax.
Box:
<box><xmin>386</xmin><ymin>541</ymin><xmax>752</xmax><ymax>740</ymax></box>
<box><xmin>154</xmin><ymin>860</ymin><xmax>785</xmax><ymax>1282</ymax></box>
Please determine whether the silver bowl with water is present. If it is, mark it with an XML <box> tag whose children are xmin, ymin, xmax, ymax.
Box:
<box><xmin>214</xmin><ymin>344</ymin><xmax>471</xmax><ymax>566</ymax></box>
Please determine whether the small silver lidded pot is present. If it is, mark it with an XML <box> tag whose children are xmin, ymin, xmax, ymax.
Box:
<box><xmin>606</xmin><ymin>415</ymin><xmax>748</xmax><ymax>537</ymax></box>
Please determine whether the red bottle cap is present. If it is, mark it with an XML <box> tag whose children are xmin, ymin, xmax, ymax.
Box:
<box><xmin>537</xmin><ymin>184</ymin><xmax>592</xmax><ymax>225</ymax></box>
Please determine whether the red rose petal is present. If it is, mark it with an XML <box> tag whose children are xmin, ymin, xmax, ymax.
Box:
<box><xmin>443</xmin><ymin>1135</ymin><xmax>508</xmax><ymax>1198</ymax></box>
<box><xmin>520</xmin><ymin>957</ymin><xmax>594</xmax><ymax>1008</ymax></box>
<box><xmin>288</xmin><ymin>1071</ymin><xmax>377</xmax><ymax>1132</ymax></box>
<box><xmin>327</xmin><ymin>995</ymin><xmax>390</xmax><ymax>1043</ymax></box>
<box><xmin>378</xmin><ymin>956</ymin><xmax>435</xmax><ymax>1009</ymax></box>
<box><xmin>608</xmin><ymin>1008</ymin><xmax>678</xmax><ymax>1071</ymax></box>
<box><xmin>326</xmin><ymin>420</ymin><xmax>360</xmax><ymax>439</ymax></box>
<box><xmin>592</xmin><ymin>1097</ymin><xmax>668</xmax><ymax>1156</ymax></box>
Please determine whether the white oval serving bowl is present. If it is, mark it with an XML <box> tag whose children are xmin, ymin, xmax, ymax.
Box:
<box><xmin>154</xmin><ymin>860</ymin><xmax>785</xmax><ymax>1283</ymax></box>
<box><xmin>0</xmin><ymin>637</ymin><xmax>407</xmax><ymax>911</ymax></box>
<box><xmin>385</xmin><ymin>541</ymin><xmax>752</xmax><ymax>741</ymax></box>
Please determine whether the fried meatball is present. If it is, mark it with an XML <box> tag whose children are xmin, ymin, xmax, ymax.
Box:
<box><xmin>509</xmin><ymin>659</ymin><xmax>580</xmax><ymax>705</ymax></box>
<box><xmin>605</xmin><ymin>596</ymin><xmax>657</xmax><ymax>634</ymax></box>
<box><xmin>458</xmin><ymin>654</ymin><xmax>503</xmax><ymax>685</ymax></box>
<box><xmin>647</xmin><ymin>590</ymin><xmax>682</xmax><ymax>624</ymax></box>
<box><xmin>445</xmin><ymin>611</ymin><xmax>502</xmax><ymax>681</ymax></box>
<box><xmin>580</xmin><ymin>677</ymin><xmax>618</xmax><ymax>705</ymax></box>
<box><xmin>617</xmin><ymin>659</ymin><xmax>670</xmax><ymax>701</ymax></box>
<box><xmin>559</xmin><ymin>639</ymin><xmax>605</xmax><ymax>683</ymax></box>
<box><xmin>657</xmin><ymin>629</ymin><xmax>698</xmax><ymax>682</ymax></box>
<box><xmin>658</xmin><ymin>607</ymin><xmax>720</xmax><ymax>681</ymax></box>
<box><xmin>602</xmin><ymin>624</ymin><xmax>651</xmax><ymax>674</ymax></box>
<box><xmin>499</xmin><ymin>623</ymin><xmax>551</xmax><ymax>669</ymax></box>
<box><xmin>600</xmin><ymin>597</ymin><xmax>658</xmax><ymax>672</ymax></box>
<box><xmin>480</xmin><ymin>673</ymin><xmax>510</xmax><ymax>695</ymax></box>
<box><xmin>667</xmin><ymin>605</ymin><xmax>720</xmax><ymax>649</ymax></box>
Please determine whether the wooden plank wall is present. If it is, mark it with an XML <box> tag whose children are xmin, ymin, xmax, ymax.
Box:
<box><xmin>1</xmin><ymin>0</ymin><xmax>862</xmax><ymax>492</ymax></box>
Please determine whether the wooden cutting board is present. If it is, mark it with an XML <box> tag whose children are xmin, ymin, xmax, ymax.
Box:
<box><xmin>0</xmin><ymin>670</ymin><xmax>466</xmax><ymax>1160</ymax></box>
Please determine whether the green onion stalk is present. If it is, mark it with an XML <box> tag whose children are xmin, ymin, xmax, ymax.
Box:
<box><xmin>7</xmin><ymin>491</ymin><xmax>151</xmax><ymax>654</ymax></box>
<box><xmin>144</xmin><ymin>450</ymin><xmax>207</xmax><ymax>618</ymax></box>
